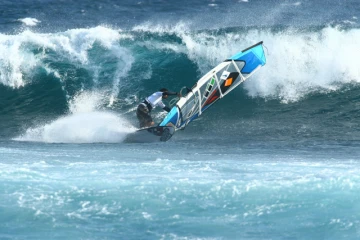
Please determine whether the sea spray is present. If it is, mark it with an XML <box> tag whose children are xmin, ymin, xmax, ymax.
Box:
<box><xmin>14</xmin><ymin>112</ymin><xmax>135</xmax><ymax>143</ymax></box>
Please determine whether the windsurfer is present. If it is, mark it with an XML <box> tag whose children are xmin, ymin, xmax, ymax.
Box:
<box><xmin>136</xmin><ymin>88</ymin><xmax>181</xmax><ymax>128</ymax></box>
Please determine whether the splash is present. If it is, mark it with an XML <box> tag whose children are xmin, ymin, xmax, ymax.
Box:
<box><xmin>14</xmin><ymin>112</ymin><xmax>136</xmax><ymax>143</ymax></box>
<box><xmin>69</xmin><ymin>90</ymin><xmax>108</xmax><ymax>114</ymax></box>
<box><xmin>242</xmin><ymin>27</ymin><xmax>360</xmax><ymax>102</ymax></box>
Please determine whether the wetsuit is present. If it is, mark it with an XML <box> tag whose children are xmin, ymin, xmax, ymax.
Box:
<box><xmin>136</xmin><ymin>91</ymin><xmax>178</xmax><ymax>128</ymax></box>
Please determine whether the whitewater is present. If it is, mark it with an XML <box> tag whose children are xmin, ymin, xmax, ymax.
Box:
<box><xmin>1</xmin><ymin>0</ymin><xmax>360</xmax><ymax>239</ymax></box>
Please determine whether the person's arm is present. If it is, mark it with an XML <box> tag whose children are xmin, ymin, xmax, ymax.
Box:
<box><xmin>163</xmin><ymin>106</ymin><xmax>171</xmax><ymax>112</ymax></box>
<box><xmin>157</xmin><ymin>100</ymin><xmax>171</xmax><ymax>112</ymax></box>
<box><xmin>162</xmin><ymin>91</ymin><xmax>178</xmax><ymax>96</ymax></box>
<box><xmin>163</xmin><ymin>91</ymin><xmax>182</xmax><ymax>98</ymax></box>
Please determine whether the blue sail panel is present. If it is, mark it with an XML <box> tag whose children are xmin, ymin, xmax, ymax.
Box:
<box><xmin>228</xmin><ymin>42</ymin><xmax>266</xmax><ymax>74</ymax></box>
<box><xmin>159</xmin><ymin>106</ymin><xmax>179</xmax><ymax>127</ymax></box>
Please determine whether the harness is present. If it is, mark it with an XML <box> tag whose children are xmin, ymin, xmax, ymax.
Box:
<box><xmin>141</xmin><ymin>99</ymin><xmax>153</xmax><ymax>112</ymax></box>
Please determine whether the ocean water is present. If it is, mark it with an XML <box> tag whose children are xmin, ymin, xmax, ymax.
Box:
<box><xmin>1</xmin><ymin>0</ymin><xmax>360</xmax><ymax>239</ymax></box>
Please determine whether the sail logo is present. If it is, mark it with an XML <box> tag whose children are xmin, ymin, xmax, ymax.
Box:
<box><xmin>224</xmin><ymin>78</ymin><xmax>233</xmax><ymax>87</ymax></box>
<box><xmin>220</xmin><ymin>71</ymin><xmax>230</xmax><ymax>80</ymax></box>
<box><xmin>204</xmin><ymin>77</ymin><xmax>215</xmax><ymax>98</ymax></box>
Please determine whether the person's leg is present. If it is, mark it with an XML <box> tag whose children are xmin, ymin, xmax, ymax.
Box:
<box><xmin>144</xmin><ymin>114</ymin><xmax>154</xmax><ymax>127</ymax></box>
<box><xmin>136</xmin><ymin>105</ymin><xmax>146</xmax><ymax>128</ymax></box>
<box><xmin>136</xmin><ymin>105</ymin><xmax>153</xmax><ymax>128</ymax></box>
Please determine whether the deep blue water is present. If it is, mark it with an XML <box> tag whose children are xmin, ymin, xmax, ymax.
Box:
<box><xmin>1</xmin><ymin>0</ymin><xmax>360</xmax><ymax>239</ymax></box>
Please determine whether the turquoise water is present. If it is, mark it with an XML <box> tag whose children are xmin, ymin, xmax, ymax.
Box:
<box><xmin>2</xmin><ymin>140</ymin><xmax>360</xmax><ymax>239</ymax></box>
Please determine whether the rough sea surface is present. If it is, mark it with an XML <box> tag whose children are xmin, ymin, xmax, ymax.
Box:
<box><xmin>1</xmin><ymin>0</ymin><xmax>360</xmax><ymax>239</ymax></box>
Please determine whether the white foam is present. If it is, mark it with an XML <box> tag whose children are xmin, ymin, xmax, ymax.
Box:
<box><xmin>0</xmin><ymin>26</ymin><xmax>134</xmax><ymax>104</ymax></box>
<box><xmin>133</xmin><ymin>21</ymin><xmax>189</xmax><ymax>35</ymax></box>
<box><xmin>243</xmin><ymin>27</ymin><xmax>360</xmax><ymax>102</ymax></box>
<box><xmin>14</xmin><ymin>111</ymin><xmax>136</xmax><ymax>143</ymax></box>
<box><xmin>18</xmin><ymin>18</ymin><xmax>41</xmax><ymax>26</ymax></box>
<box><xmin>69</xmin><ymin>90</ymin><xmax>107</xmax><ymax>114</ymax></box>
<box><xmin>0</xmin><ymin>30</ymin><xmax>44</xmax><ymax>87</ymax></box>
<box><xmin>173</xmin><ymin>25</ymin><xmax>360</xmax><ymax>102</ymax></box>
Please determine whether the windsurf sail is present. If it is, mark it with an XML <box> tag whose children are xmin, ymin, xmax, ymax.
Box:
<box><xmin>159</xmin><ymin>41</ymin><xmax>266</xmax><ymax>130</ymax></box>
